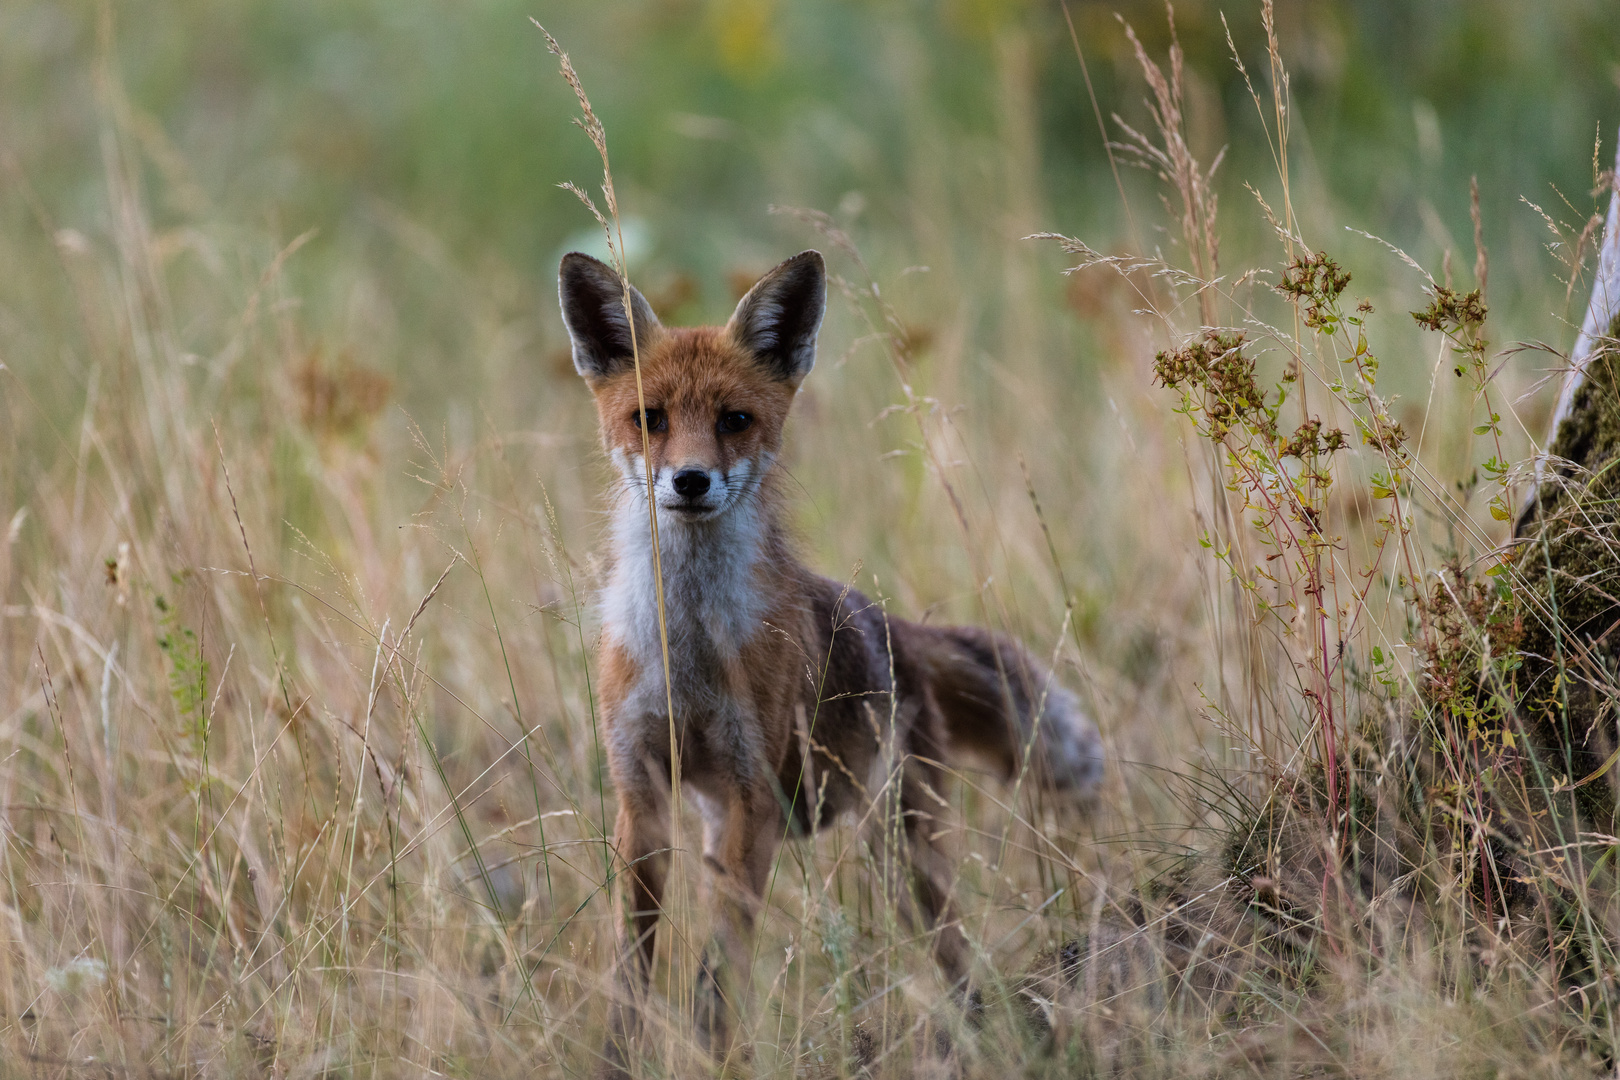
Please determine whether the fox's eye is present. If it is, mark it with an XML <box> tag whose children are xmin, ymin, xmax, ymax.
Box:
<box><xmin>718</xmin><ymin>411</ymin><xmax>752</xmax><ymax>434</ymax></box>
<box><xmin>633</xmin><ymin>409</ymin><xmax>667</xmax><ymax>432</ymax></box>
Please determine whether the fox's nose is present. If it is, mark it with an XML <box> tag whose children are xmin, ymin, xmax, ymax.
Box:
<box><xmin>672</xmin><ymin>469</ymin><xmax>711</xmax><ymax>498</ymax></box>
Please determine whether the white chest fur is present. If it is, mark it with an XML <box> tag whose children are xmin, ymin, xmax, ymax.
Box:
<box><xmin>601</xmin><ymin>496</ymin><xmax>772</xmax><ymax>684</ymax></box>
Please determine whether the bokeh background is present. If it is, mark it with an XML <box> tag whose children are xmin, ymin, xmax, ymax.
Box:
<box><xmin>8</xmin><ymin>0</ymin><xmax>1618</xmax><ymax>429</ymax></box>
<box><xmin>3</xmin><ymin>1</ymin><xmax>1619</xmax><ymax>1075</ymax></box>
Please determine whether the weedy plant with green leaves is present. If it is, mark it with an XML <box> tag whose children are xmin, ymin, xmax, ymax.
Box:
<box><xmin>1037</xmin><ymin>4</ymin><xmax>1620</xmax><ymax>1074</ymax></box>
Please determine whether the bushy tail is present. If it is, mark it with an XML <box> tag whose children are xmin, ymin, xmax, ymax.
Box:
<box><xmin>903</xmin><ymin>623</ymin><xmax>1104</xmax><ymax>797</ymax></box>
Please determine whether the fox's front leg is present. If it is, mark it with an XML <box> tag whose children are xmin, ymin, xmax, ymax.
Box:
<box><xmin>603</xmin><ymin>792</ymin><xmax>669</xmax><ymax>1078</ymax></box>
<box><xmin>694</xmin><ymin>779</ymin><xmax>783</xmax><ymax>1064</ymax></box>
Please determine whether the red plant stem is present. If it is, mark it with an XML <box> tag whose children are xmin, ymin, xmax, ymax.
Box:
<box><xmin>1474</xmin><ymin>740</ymin><xmax>1495</xmax><ymax>924</ymax></box>
<box><xmin>1211</xmin><ymin>422</ymin><xmax>1345</xmax><ymax>867</ymax></box>
<box><xmin>1314</xmin><ymin>548</ymin><xmax>1341</xmax><ymax>838</ymax></box>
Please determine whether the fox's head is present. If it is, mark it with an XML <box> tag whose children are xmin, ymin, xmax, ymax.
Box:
<box><xmin>558</xmin><ymin>250</ymin><xmax>826</xmax><ymax>522</ymax></box>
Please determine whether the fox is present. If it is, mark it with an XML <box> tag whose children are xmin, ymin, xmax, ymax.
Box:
<box><xmin>558</xmin><ymin>248</ymin><xmax>1104</xmax><ymax>1072</ymax></box>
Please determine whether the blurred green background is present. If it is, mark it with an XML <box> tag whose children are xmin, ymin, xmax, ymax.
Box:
<box><xmin>5</xmin><ymin>0</ymin><xmax>1616</xmax><ymax>427</ymax></box>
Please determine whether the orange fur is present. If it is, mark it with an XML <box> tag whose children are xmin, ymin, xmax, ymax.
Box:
<box><xmin>558</xmin><ymin>249</ymin><xmax>1103</xmax><ymax>1075</ymax></box>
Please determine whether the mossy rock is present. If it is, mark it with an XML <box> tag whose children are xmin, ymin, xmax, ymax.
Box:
<box><xmin>1515</xmin><ymin>312</ymin><xmax>1620</xmax><ymax>828</ymax></box>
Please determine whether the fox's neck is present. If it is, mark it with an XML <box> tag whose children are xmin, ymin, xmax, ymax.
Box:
<box><xmin>602</xmin><ymin>486</ymin><xmax>782</xmax><ymax>665</ymax></box>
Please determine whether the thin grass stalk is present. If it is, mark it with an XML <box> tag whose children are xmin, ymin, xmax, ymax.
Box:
<box><xmin>539</xmin><ymin>21</ymin><xmax>693</xmax><ymax>1057</ymax></box>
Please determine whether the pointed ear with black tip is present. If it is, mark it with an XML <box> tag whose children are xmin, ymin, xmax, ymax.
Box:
<box><xmin>727</xmin><ymin>250</ymin><xmax>827</xmax><ymax>385</ymax></box>
<box><xmin>558</xmin><ymin>252</ymin><xmax>661</xmax><ymax>381</ymax></box>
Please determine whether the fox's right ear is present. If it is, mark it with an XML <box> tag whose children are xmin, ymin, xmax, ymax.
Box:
<box><xmin>558</xmin><ymin>252</ymin><xmax>661</xmax><ymax>381</ymax></box>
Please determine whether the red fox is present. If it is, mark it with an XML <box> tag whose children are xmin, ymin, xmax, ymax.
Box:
<box><xmin>558</xmin><ymin>249</ymin><xmax>1103</xmax><ymax>1071</ymax></box>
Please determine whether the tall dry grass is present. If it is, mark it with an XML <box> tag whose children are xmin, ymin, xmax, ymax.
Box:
<box><xmin>0</xmin><ymin>5</ymin><xmax>1615</xmax><ymax>1079</ymax></box>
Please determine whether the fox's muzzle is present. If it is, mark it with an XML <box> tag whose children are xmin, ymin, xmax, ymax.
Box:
<box><xmin>672</xmin><ymin>469</ymin><xmax>711</xmax><ymax>499</ymax></box>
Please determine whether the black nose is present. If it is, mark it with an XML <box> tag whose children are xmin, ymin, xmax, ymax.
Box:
<box><xmin>672</xmin><ymin>469</ymin><xmax>711</xmax><ymax>498</ymax></box>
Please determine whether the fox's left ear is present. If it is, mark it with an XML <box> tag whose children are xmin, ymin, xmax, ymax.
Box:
<box><xmin>728</xmin><ymin>250</ymin><xmax>826</xmax><ymax>385</ymax></box>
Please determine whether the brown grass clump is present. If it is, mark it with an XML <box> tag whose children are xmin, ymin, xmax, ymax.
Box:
<box><xmin>291</xmin><ymin>348</ymin><xmax>392</xmax><ymax>443</ymax></box>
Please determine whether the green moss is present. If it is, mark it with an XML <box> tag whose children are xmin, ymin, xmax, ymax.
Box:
<box><xmin>1514</xmin><ymin>312</ymin><xmax>1620</xmax><ymax>827</ymax></box>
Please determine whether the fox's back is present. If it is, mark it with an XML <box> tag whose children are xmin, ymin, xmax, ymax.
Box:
<box><xmin>767</xmin><ymin>572</ymin><xmax>960</xmax><ymax>830</ymax></box>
